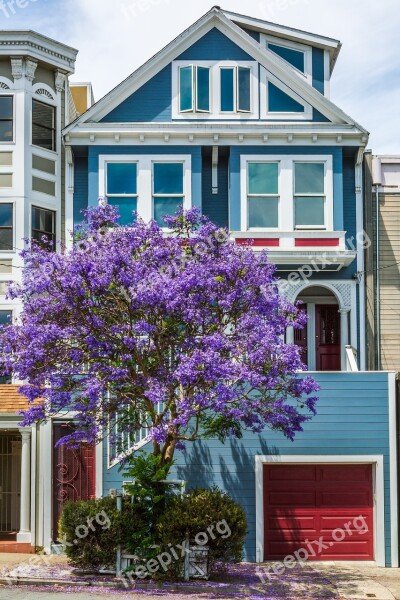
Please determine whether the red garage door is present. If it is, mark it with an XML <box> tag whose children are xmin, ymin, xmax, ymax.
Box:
<box><xmin>264</xmin><ymin>464</ymin><xmax>373</xmax><ymax>561</ymax></box>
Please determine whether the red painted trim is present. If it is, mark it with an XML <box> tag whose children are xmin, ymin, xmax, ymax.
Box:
<box><xmin>295</xmin><ymin>238</ymin><xmax>339</xmax><ymax>247</ymax></box>
<box><xmin>235</xmin><ymin>238</ymin><xmax>280</xmax><ymax>247</ymax></box>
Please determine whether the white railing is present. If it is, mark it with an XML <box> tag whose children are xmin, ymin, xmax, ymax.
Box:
<box><xmin>345</xmin><ymin>345</ymin><xmax>359</xmax><ymax>372</ymax></box>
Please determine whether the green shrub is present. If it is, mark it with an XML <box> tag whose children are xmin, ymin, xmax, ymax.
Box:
<box><xmin>59</xmin><ymin>496</ymin><xmax>146</xmax><ymax>571</ymax></box>
<box><xmin>155</xmin><ymin>487</ymin><xmax>247</xmax><ymax>577</ymax></box>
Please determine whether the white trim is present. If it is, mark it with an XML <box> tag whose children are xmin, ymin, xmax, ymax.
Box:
<box><xmin>324</xmin><ymin>51</ymin><xmax>330</xmax><ymax>98</ymax></box>
<box><xmin>172</xmin><ymin>60</ymin><xmax>259</xmax><ymax>120</ymax></box>
<box><xmin>261</xmin><ymin>33</ymin><xmax>312</xmax><ymax>83</ymax></box>
<box><xmin>260</xmin><ymin>68</ymin><xmax>313</xmax><ymax>120</ymax></box>
<box><xmin>98</xmin><ymin>154</ymin><xmax>192</xmax><ymax>225</ymax></box>
<box><xmin>255</xmin><ymin>454</ymin><xmax>386</xmax><ymax>567</ymax></box>
<box><xmin>95</xmin><ymin>440</ymin><xmax>103</xmax><ymax>499</ymax></box>
<box><xmin>240</xmin><ymin>154</ymin><xmax>333</xmax><ymax>232</ymax></box>
<box><xmin>388</xmin><ymin>372</ymin><xmax>398</xmax><ymax>567</ymax></box>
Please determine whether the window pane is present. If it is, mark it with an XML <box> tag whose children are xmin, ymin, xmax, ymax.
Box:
<box><xmin>248</xmin><ymin>163</ymin><xmax>278</xmax><ymax>195</ymax></box>
<box><xmin>249</xmin><ymin>197</ymin><xmax>279</xmax><ymax>228</ymax></box>
<box><xmin>32</xmin><ymin>207</ymin><xmax>54</xmax><ymax>233</ymax></box>
<box><xmin>268</xmin><ymin>43</ymin><xmax>305</xmax><ymax>72</ymax></box>
<box><xmin>107</xmin><ymin>163</ymin><xmax>137</xmax><ymax>195</ymax></box>
<box><xmin>154</xmin><ymin>197</ymin><xmax>183</xmax><ymax>226</ymax></box>
<box><xmin>0</xmin><ymin>97</ymin><xmax>13</xmax><ymax>120</ymax></box>
<box><xmin>196</xmin><ymin>67</ymin><xmax>210</xmax><ymax>112</ymax></box>
<box><xmin>108</xmin><ymin>197</ymin><xmax>137</xmax><ymax>226</ymax></box>
<box><xmin>220</xmin><ymin>68</ymin><xmax>234</xmax><ymax>111</ymax></box>
<box><xmin>295</xmin><ymin>197</ymin><xmax>325</xmax><ymax>226</ymax></box>
<box><xmin>32</xmin><ymin>100</ymin><xmax>56</xmax><ymax>151</ymax></box>
<box><xmin>0</xmin><ymin>310</ymin><xmax>11</xmax><ymax>326</ymax></box>
<box><xmin>238</xmin><ymin>67</ymin><xmax>251</xmax><ymax>112</ymax></box>
<box><xmin>180</xmin><ymin>66</ymin><xmax>193</xmax><ymax>112</ymax></box>
<box><xmin>154</xmin><ymin>163</ymin><xmax>183</xmax><ymax>194</ymax></box>
<box><xmin>295</xmin><ymin>163</ymin><xmax>325</xmax><ymax>194</ymax></box>
<box><xmin>0</xmin><ymin>121</ymin><xmax>13</xmax><ymax>142</ymax></box>
<box><xmin>0</xmin><ymin>204</ymin><xmax>12</xmax><ymax>227</ymax></box>
<box><xmin>0</xmin><ymin>229</ymin><xmax>12</xmax><ymax>250</ymax></box>
<box><xmin>268</xmin><ymin>82</ymin><xmax>305</xmax><ymax>113</ymax></box>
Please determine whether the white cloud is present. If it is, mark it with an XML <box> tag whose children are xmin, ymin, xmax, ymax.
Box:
<box><xmin>13</xmin><ymin>0</ymin><xmax>400</xmax><ymax>153</ymax></box>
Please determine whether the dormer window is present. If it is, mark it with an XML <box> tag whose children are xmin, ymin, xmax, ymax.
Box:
<box><xmin>261</xmin><ymin>33</ymin><xmax>312</xmax><ymax>84</ymax></box>
<box><xmin>173</xmin><ymin>61</ymin><xmax>258</xmax><ymax>119</ymax></box>
<box><xmin>179</xmin><ymin>65</ymin><xmax>210</xmax><ymax>113</ymax></box>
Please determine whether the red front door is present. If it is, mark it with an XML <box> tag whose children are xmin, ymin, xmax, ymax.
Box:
<box><xmin>264</xmin><ymin>464</ymin><xmax>374</xmax><ymax>561</ymax></box>
<box><xmin>52</xmin><ymin>423</ymin><xmax>96</xmax><ymax>542</ymax></box>
<box><xmin>315</xmin><ymin>304</ymin><xmax>341</xmax><ymax>371</ymax></box>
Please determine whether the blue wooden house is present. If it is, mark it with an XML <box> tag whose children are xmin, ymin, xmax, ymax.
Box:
<box><xmin>63</xmin><ymin>8</ymin><xmax>398</xmax><ymax>567</ymax></box>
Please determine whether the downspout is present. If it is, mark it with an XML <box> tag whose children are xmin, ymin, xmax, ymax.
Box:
<box><xmin>372</xmin><ymin>157</ymin><xmax>382</xmax><ymax>370</ymax></box>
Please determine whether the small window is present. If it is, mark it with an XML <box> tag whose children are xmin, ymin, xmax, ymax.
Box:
<box><xmin>294</xmin><ymin>162</ymin><xmax>325</xmax><ymax>228</ymax></box>
<box><xmin>179</xmin><ymin>66</ymin><xmax>210</xmax><ymax>113</ymax></box>
<box><xmin>32</xmin><ymin>206</ymin><xmax>56</xmax><ymax>249</ymax></box>
<box><xmin>220</xmin><ymin>66</ymin><xmax>251</xmax><ymax>113</ymax></box>
<box><xmin>0</xmin><ymin>309</ymin><xmax>12</xmax><ymax>384</ymax></box>
<box><xmin>0</xmin><ymin>96</ymin><xmax>13</xmax><ymax>142</ymax></box>
<box><xmin>0</xmin><ymin>203</ymin><xmax>13</xmax><ymax>250</ymax></box>
<box><xmin>153</xmin><ymin>163</ymin><xmax>184</xmax><ymax>226</ymax></box>
<box><xmin>247</xmin><ymin>163</ymin><xmax>279</xmax><ymax>229</ymax></box>
<box><xmin>32</xmin><ymin>100</ymin><xmax>56</xmax><ymax>151</ymax></box>
<box><xmin>106</xmin><ymin>162</ymin><xmax>138</xmax><ymax>225</ymax></box>
<box><xmin>268</xmin><ymin>43</ymin><xmax>305</xmax><ymax>73</ymax></box>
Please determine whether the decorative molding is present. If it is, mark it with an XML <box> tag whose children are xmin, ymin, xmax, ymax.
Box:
<box><xmin>55</xmin><ymin>70</ymin><xmax>66</xmax><ymax>93</ymax></box>
<box><xmin>281</xmin><ymin>279</ymin><xmax>353</xmax><ymax>311</ymax></box>
<box><xmin>35</xmin><ymin>88</ymin><xmax>54</xmax><ymax>100</ymax></box>
<box><xmin>11</xmin><ymin>57</ymin><xmax>23</xmax><ymax>80</ymax></box>
<box><xmin>0</xmin><ymin>37</ymin><xmax>76</xmax><ymax>71</ymax></box>
<box><xmin>25</xmin><ymin>58</ymin><xmax>38</xmax><ymax>82</ymax></box>
<box><xmin>0</xmin><ymin>81</ymin><xmax>10</xmax><ymax>90</ymax></box>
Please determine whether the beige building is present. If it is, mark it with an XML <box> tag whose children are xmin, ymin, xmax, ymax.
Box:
<box><xmin>364</xmin><ymin>153</ymin><xmax>400</xmax><ymax>371</ymax></box>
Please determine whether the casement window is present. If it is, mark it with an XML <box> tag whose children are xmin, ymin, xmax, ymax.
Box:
<box><xmin>99</xmin><ymin>155</ymin><xmax>191</xmax><ymax>227</ymax></box>
<box><xmin>179</xmin><ymin>65</ymin><xmax>210</xmax><ymax>113</ymax></box>
<box><xmin>106</xmin><ymin>162</ymin><xmax>138</xmax><ymax>225</ymax></box>
<box><xmin>241</xmin><ymin>155</ymin><xmax>333</xmax><ymax>232</ymax></box>
<box><xmin>0</xmin><ymin>203</ymin><xmax>13</xmax><ymax>251</ymax></box>
<box><xmin>173</xmin><ymin>61</ymin><xmax>258</xmax><ymax>119</ymax></box>
<box><xmin>153</xmin><ymin>162</ymin><xmax>184</xmax><ymax>226</ymax></box>
<box><xmin>0</xmin><ymin>96</ymin><xmax>13</xmax><ymax>143</ymax></box>
<box><xmin>247</xmin><ymin>162</ymin><xmax>279</xmax><ymax>229</ymax></box>
<box><xmin>32</xmin><ymin>99</ymin><xmax>56</xmax><ymax>151</ymax></box>
<box><xmin>31</xmin><ymin>206</ymin><xmax>56</xmax><ymax>249</ymax></box>
<box><xmin>220</xmin><ymin>66</ymin><xmax>251</xmax><ymax>113</ymax></box>
<box><xmin>294</xmin><ymin>162</ymin><xmax>325</xmax><ymax>228</ymax></box>
<box><xmin>0</xmin><ymin>309</ymin><xmax>12</xmax><ymax>384</ymax></box>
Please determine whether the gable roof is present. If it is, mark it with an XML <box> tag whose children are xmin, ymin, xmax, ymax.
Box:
<box><xmin>222</xmin><ymin>9</ymin><xmax>341</xmax><ymax>74</ymax></box>
<box><xmin>64</xmin><ymin>7</ymin><xmax>367</xmax><ymax>136</ymax></box>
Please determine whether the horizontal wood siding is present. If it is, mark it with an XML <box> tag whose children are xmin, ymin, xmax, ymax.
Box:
<box><xmin>102</xmin><ymin>372</ymin><xmax>393</xmax><ymax>565</ymax></box>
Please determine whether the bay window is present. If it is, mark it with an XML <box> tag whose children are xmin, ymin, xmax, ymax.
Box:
<box><xmin>106</xmin><ymin>162</ymin><xmax>138</xmax><ymax>225</ymax></box>
<box><xmin>153</xmin><ymin>162</ymin><xmax>184</xmax><ymax>226</ymax></box>
<box><xmin>0</xmin><ymin>96</ymin><xmax>13</xmax><ymax>143</ymax></box>
<box><xmin>32</xmin><ymin>99</ymin><xmax>56</xmax><ymax>151</ymax></box>
<box><xmin>31</xmin><ymin>206</ymin><xmax>56</xmax><ymax>249</ymax></box>
<box><xmin>241</xmin><ymin>155</ymin><xmax>332</xmax><ymax>232</ymax></box>
<box><xmin>0</xmin><ymin>203</ymin><xmax>13</xmax><ymax>251</ymax></box>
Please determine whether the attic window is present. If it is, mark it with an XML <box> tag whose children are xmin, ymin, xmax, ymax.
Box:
<box><xmin>267</xmin><ymin>43</ymin><xmax>305</xmax><ymax>73</ymax></box>
<box><xmin>179</xmin><ymin>65</ymin><xmax>210</xmax><ymax>113</ymax></box>
<box><xmin>220</xmin><ymin>66</ymin><xmax>251</xmax><ymax>113</ymax></box>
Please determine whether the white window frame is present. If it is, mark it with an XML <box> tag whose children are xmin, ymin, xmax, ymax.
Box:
<box><xmin>0</xmin><ymin>200</ymin><xmax>15</xmax><ymax>253</ymax></box>
<box><xmin>178</xmin><ymin>65</ymin><xmax>211</xmax><ymax>114</ymax></box>
<box><xmin>99</xmin><ymin>155</ymin><xmax>192</xmax><ymax>227</ymax></box>
<box><xmin>260</xmin><ymin>68</ymin><xmax>312</xmax><ymax>120</ymax></box>
<box><xmin>172</xmin><ymin>61</ymin><xmax>259</xmax><ymax>120</ymax></box>
<box><xmin>262</xmin><ymin>33</ymin><xmax>312</xmax><ymax>83</ymax></box>
<box><xmin>0</xmin><ymin>92</ymin><xmax>15</xmax><ymax>145</ymax></box>
<box><xmin>240</xmin><ymin>155</ymin><xmax>333</xmax><ymax>232</ymax></box>
<box><xmin>31</xmin><ymin>94</ymin><xmax>58</xmax><ymax>155</ymax></box>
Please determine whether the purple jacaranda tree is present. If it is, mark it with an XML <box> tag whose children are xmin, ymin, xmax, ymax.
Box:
<box><xmin>0</xmin><ymin>206</ymin><xmax>318</xmax><ymax>469</ymax></box>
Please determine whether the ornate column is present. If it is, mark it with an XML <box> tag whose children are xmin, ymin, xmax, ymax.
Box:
<box><xmin>339</xmin><ymin>309</ymin><xmax>350</xmax><ymax>371</ymax></box>
<box><xmin>17</xmin><ymin>428</ymin><xmax>32</xmax><ymax>543</ymax></box>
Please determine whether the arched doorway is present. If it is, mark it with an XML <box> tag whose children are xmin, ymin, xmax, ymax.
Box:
<box><xmin>296</xmin><ymin>286</ymin><xmax>341</xmax><ymax>371</ymax></box>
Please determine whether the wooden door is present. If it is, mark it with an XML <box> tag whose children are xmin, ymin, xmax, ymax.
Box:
<box><xmin>52</xmin><ymin>423</ymin><xmax>96</xmax><ymax>542</ymax></box>
<box><xmin>315</xmin><ymin>304</ymin><xmax>341</xmax><ymax>371</ymax></box>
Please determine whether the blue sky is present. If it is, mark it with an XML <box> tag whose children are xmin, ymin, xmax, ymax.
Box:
<box><xmin>1</xmin><ymin>0</ymin><xmax>399</xmax><ymax>153</ymax></box>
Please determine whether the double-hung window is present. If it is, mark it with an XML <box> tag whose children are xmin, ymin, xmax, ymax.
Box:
<box><xmin>0</xmin><ymin>96</ymin><xmax>13</xmax><ymax>142</ymax></box>
<box><xmin>220</xmin><ymin>66</ymin><xmax>251</xmax><ymax>113</ymax></box>
<box><xmin>32</xmin><ymin>100</ymin><xmax>56</xmax><ymax>151</ymax></box>
<box><xmin>294</xmin><ymin>162</ymin><xmax>326</xmax><ymax>228</ymax></box>
<box><xmin>106</xmin><ymin>162</ymin><xmax>138</xmax><ymax>225</ymax></box>
<box><xmin>247</xmin><ymin>162</ymin><xmax>279</xmax><ymax>229</ymax></box>
<box><xmin>0</xmin><ymin>203</ymin><xmax>13</xmax><ymax>251</ymax></box>
<box><xmin>32</xmin><ymin>206</ymin><xmax>56</xmax><ymax>249</ymax></box>
<box><xmin>153</xmin><ymin>162</ymin><xmax>184</xmax><ymax>226</ymax></box>
<box><xmin>179</xmin><ymin>65</ymin><xmax>210</xmax><ymax>113</ymax></box>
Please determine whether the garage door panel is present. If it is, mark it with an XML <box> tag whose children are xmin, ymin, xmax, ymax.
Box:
<box><xmin>264</xmin><ymin>464</ymin><xmax>374</xmax><ymax>561</ymax></box>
